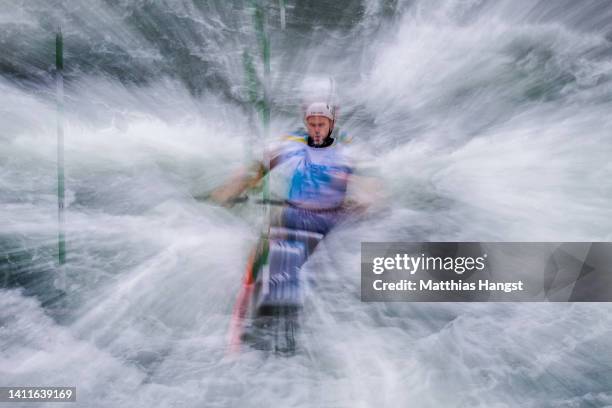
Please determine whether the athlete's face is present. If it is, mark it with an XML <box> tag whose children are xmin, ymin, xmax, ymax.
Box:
<box><xmin>306</xmin><ymin>116</ymin><xmax>332</xmax><ymax>145</ymax></box>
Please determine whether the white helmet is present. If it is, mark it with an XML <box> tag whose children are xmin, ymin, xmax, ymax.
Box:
<box><xmin>304</xmin><ymin>102</ymin><xmax>336</xmax><ymax>134</ymax></box>
<box><xmin>304</xmin><ymin>102</ymin><xmax>335</xmax><ymax>121</ymax></box>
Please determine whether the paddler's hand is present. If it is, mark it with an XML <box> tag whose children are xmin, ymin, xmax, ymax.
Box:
<box><xmin>209</xmin><ymin>163</ymin><xmax>266</xmax><ymax>207</ymax></box>
<box><xmin>343</xmin><ymin>174</ymin><xmax>387</xmax><ymax>215</ymax></box>
<box><xmin>209</xmin><ymin>185</ymin><xmax>239</xmax><ymax>207</ymax></box>
<box><xmin>342</xmin><ymin>198</ymin><xmax>369</xmax><ymax>215</ymax></box>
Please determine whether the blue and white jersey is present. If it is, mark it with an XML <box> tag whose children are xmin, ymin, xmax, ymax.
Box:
<box><xmin>271</xmin><ymin>129</ymin><xmax>352</xmax><ymax>210</ymax></box>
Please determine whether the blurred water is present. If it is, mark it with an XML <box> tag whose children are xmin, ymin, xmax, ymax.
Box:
<box><xmin>1</xmin><ymin>1</ymin><xmax>612</xmax><ymax>407</ymax></box>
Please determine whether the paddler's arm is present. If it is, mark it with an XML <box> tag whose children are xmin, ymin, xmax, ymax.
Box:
<box><xmin>209</xmin><ymin>143</ymin><xmax>287</xmax><ymax>206</ymax></box>
<box><xmin>209</xmin><ymin>161</ymin><xmax>268</xmax><ymax>206</ymax></box>
<box><xmin>342</xmin><ymin>169</ymin><xmax>387</xmax><ymax>214</ymax></box>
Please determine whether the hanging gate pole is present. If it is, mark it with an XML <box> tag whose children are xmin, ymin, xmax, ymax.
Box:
<box><xmin>56</xmin><ymin>27</ymin><xmax>66</xmax><ymax>265</ymax></box>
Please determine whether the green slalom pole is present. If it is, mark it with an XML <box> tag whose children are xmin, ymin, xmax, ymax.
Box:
<box><xmin>250</xmin><ymin>1</ymin><xmax>271</xmax><ymax>206</ymax></box>
<box><xmin>240</xmin><ymin>1</ymin><xmax>275</xmax><ymax>270</ymax></box>
<box><xmin>56</xmin><ymin>27</ymin><xmax>66</xmax><ymax>265</ymax></box>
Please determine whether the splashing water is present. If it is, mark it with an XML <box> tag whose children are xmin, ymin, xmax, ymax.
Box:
<box><xmin>2</xmin><ymin>1</ymin><xmax>612</xmax><ymax>407</ymax></box>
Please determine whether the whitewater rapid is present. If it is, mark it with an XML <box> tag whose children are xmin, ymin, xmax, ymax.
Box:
<box><xmin>2</xmin><ymin>1</ymin><xmax>612</xmax><ymax>407</ymax></box>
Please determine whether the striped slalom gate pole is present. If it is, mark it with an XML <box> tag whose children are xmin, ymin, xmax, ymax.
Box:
<box><xmin>56</xmin><ymin>27</ymin><xmax>66</xmax><ymax>265</ymax></box>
